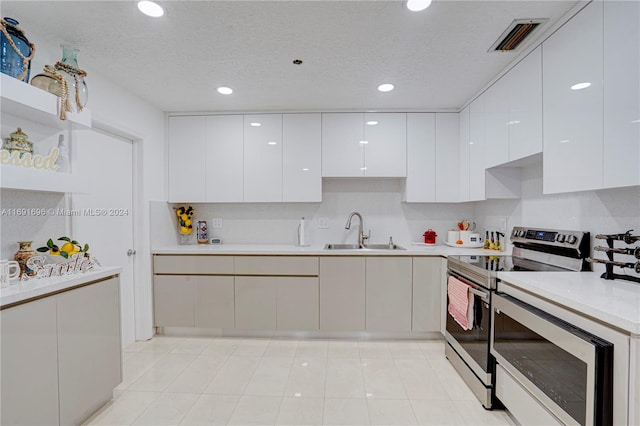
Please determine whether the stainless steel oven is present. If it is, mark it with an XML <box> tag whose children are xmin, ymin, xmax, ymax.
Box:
<box><xmin>491</xmin><ymin>292</ymin><xmax>613</xmax><ymax>425</ymax></box>
<box><xmin>445</xmin><ymin>227</ymin><xmax>591</xmax><ymax>410</ymax></box>
<box><xmin>445</xmin><ymin>268</ymin><xmax>494</xmax><ymax>407</ymax></box>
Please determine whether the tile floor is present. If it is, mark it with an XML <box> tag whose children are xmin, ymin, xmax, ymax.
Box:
<box><xmin>84</xmin><ymin>336</ymin><xmax>515</xmax><ymax>426</ymax></box>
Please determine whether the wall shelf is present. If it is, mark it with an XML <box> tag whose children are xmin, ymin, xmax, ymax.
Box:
<box><xmin>1</xmin><ymin>73</ymin><xmax>91</xmax><ymax>193</ymax></box>
<box><xmin>0</xmin><ymin>165</ymin><xmax>88</xmax><ymax>193</ymax></box>
<box><xmin>1</xmin><ymin>73</ymin><xmax>91</xmax><ymax>129</ymax></box>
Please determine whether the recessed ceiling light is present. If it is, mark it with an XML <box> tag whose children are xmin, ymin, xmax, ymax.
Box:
<box><xmin>359</xmin><ymin>140</ymin><xmax>369</xmax><ymax>144</ymax></box>
<box><xmin>250</xmin><ymin>122</ymin><xmax>261</xmax><ymax>127</ymax></box>
<box><xmin>302</xmin><ymin>168</ymin><xmax>309</xmax><ymax>171</ymax></box>
<box><xmin>570</xmin><ymin>82</ymin><xmax>591</xmax><ymax>90</ymax></box>
<box><xmin>267</xmin><ymin>141</ymin><xmax>277</xmax><ymax>145</ymax></box>
<box><xmin>366</xmin><ymin>121</ymin><xmax>378</xmax><ymax>126</ymax></box>
<box><xmin>217</xmin><ymin>86</ymin><xmax>233</xmax><ymax>95</ymax></box>
<box><xmin>559</xmin><ymin>139</ymin><xmax>570</xmax><ymax>144</ymax></box>
<box><xmin>406</xmin><ymin>0</ymin><xmax>432</xmax><ymax>12</ymax></box>
<box><xmin>137</xmin><ymin>1</ymin><xmax>164</xmax><ymax>17</ymax></box>
<box><xmin>360</xmin><ymin>167</ymin><xmax>367</xmax><ymax>171</ymax></box>
<box><xmin>631</xmin><ymin>119</ymin><xmax>640</xmax><ymax>124</ymax></box>
<box><xmin>378</xmin><ymin>83</ymin><xmax>394</xmax><ymax>92</ymax></box>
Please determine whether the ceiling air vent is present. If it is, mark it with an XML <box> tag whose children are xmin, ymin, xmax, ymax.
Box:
<box><xmin>489</xmin><ymin>19</ymin><xmax>547</xmax><ymax>52</ymax></box>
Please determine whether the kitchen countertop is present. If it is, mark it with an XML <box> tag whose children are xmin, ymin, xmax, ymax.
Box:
<box><xmin>498</xmin><ymin>270</ymin><xmax>640</xmax><ymax>335</ymax></box>
<box><xmin>0</xmin><ymin>266</ymin><xmax>122</xmax><ymax>309</ymax></box>
<box><xmin>152</xmin><ymin>243</ymin><xmax>502</xmax><ymax>256</ymax></box>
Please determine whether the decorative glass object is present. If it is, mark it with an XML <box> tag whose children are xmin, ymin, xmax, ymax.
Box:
<box><xmin>55</xmin><ymin>45</ymin><xmax>88</xmax><ymax>112</ymax></box>
<box><xmin>14</xmin><ymin>241</ymin><xmax>36</xmax><ymax>277</ymax></box>
<box><xmin>175</xmin><ymin>206</ymin><xmax>194</xmax><ymax>245</ymax></box>
<box><xmin>31</xmin><ymin>65</ymin><xmax>73</xmax><ymax>120</ymax></box>
<box><xmin>0</xmin><ymin>17</ymin><xmax>34</xmax><ymax>82</ymax></box>
<box><xmin>3</xmin><ymin>127</ymin><xmax>33</xmax><ymax>157</ymax></box>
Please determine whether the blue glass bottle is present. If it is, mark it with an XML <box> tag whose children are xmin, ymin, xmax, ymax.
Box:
<box><xmin>0</xmin><ymin>17</ymin><xmax>34</xmax><ymax>82</ymax></box>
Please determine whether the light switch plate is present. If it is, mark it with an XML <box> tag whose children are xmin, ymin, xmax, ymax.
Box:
<box><xmin>318</xmin><ymin>217</ymin><xmax>329</xmax><ymax>229</ymax></box>
<box><xmin>212</xmin><ymin>218</ymin><xmax>223</xmax><ymax>228</ymax></box>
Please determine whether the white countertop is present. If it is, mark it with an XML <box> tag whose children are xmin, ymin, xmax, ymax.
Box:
<box><xmin>498</xmin><ymin>270</ymin><xmax>640</xmax><ymax>335</ymax></box>
<box><xmin>0</xmin><ymin>266</ymin><xmax>122</xmax><ymax>308</ymax></box>
<box><xmin>152</xmin><ymin>243</ymin><xmax>499</xmax><ymax>256</ymax></box>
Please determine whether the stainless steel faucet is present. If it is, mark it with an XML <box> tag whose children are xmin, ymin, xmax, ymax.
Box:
<box><xmin>345</xmin><ymin>211</ymin><xmax>370</xmax><ymax>248</ymax></box>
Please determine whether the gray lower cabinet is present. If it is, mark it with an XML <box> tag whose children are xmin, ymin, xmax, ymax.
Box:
<box><xmin>154</xmin><ymin>275</ymin><xmax>195</xmax><ymax>327</ymax></box>
<box><xmin>154</xmin><ymin>275</ymin><xmax>235</xmax><ymax>328</ymax></box>
<box><xmin>320</xmin><ymin>257</ymin><xmax>366</xmax><ymax>331</ymax></box>
<box><xmin>1</xmin><ymin>276</ymin><xmax>121</xmax><ymax>426</ymax></box>
<box><xmin>194</xmin><ymin>276</ymin><xmax>235</xmax><ymax>328</ymax></box>
<box><xmin>412</xmin><ymin>257</ymin><xmax>442</xmax><ymax>332</ymax></box>
<box><xmin>235</xmin><ymin>277</ymin><xmax>277</xmax><ymax>330</ymax></box>
<box><xmin>1</xmin><ymin>297</ymin><xmax>60</xmax><ymax>426</ymax></box>
<box><xmin>277</xmin><ymin>277</ymin><xmax>319</xmax><ymax>330</ymax></box>
<box><xmin>57</xmin><ymin>277</ymin><xmax>122</xmax><ymax>425</ymax></box>
<box><xmin>366</xmin><ymin>257</ymin><xmax>413</xmax><ymax>331</ymax></box>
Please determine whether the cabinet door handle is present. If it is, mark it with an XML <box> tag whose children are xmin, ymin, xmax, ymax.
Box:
<box><xmin>127</xmin><ymin>249</ymin><xmax>136</xmax><ymax>256</ymax></box>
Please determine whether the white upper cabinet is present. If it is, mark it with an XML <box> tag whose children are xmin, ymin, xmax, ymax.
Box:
<box><xmin>435</xmin><ymin>113</ymin><xmax>460</xmax><ymax>202</ymax></box>
<box><xmin>543</xmin><ymin>1</ymin><xmax>604</xmax><ymax>194</ymax></box>
<box><xmin>405</xmin><ymin>113</ymin><xmax>436</xmax><ymax>202</ymax></box>
<box><xmin>363</xmin><ymin>113</ymin><xmax>407</xmax><ymax>177</ymax></box>
<box><xmin>603</xmin><ymin>0</ymin><xmax>640</xmax><ymax>188</ymax></box>
<box><xmin>322</xmin><ymin>113</ymin><xmax>365</xmax><ymax>177</ymax></box>
<box><xmin>205</xmin><ymin>115</ymin><xmax>243</xmax><ymax>202</ymax></box>
<box><xmin>282</xmin><ymin>114</ymin><xmax>322</xmax><ymax>202</ymax></box>
<box><xmin>244</xmin><ymin>114</ymin><xmax>283</xmax><ymax>202</ymax></box>
<box><xmin>469</xmin><ymin>95</ymin><xmax>486</xmax><ymax>201</ymax></box>
<box><xmin>405</xmin><ymin>113</ymin><xmax>459</xmax><ymax>202</ymax></box>
<box><xmin>321</xmin><ymin>113</ymin><xmax>406</xmax><ymax>177</ymax></box>
<box><xmin>168</xmin><ymin>116</ymin><xmax>206</xmax><ymax>202</ymax></box>
<box><xmin>484</xmin><ymin>76</ymin><xmax>509</xmax><ymax>168</ymax></box>
<box><xmin>508</xmin><ymin>46</ymin><xmax>542</xmax><ymax>162</ymax></box>
<box><xmin>459</xmin><ymin>106</ymin><xmax>471</xmax><ymax>201</ymax></box>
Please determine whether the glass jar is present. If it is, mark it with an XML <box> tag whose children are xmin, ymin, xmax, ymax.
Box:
<box><xmin>0</xmin><ymin>17</ymin><xmax>34</xmax><ymax>82</ymax></box>
<box><xmin>56</xmin><ymin>45</ymin><xmax>88</xmax><ymax>111</ymax></box>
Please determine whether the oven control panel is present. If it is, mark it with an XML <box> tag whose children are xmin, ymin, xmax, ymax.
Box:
<box><xmin>511</xmin><ymin>227</ymin><xmax>587</xmax><ymax>248</ymax></box>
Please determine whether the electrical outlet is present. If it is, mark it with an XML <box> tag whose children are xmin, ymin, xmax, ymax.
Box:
<box><xmin>212</xmin><ymin>218</ymin><xmax>223</xmax><ymax>228</ymax></box>
<box><xmin>497</xmin><ymin>216</ymin><xmax>507</xmax><ymax>233</ymax></box>
<box><xmin>318</xmin><ymin>217</ymin><xmax>329</xmax><ymax>229</ymax></box>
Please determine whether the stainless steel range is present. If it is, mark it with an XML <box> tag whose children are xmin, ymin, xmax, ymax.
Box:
<box><xmin>444</xmin><ymin>226</ymin><xmax>591</xmax><ymax>409</ymax></box>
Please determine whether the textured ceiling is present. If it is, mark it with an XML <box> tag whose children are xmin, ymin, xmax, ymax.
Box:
<box><xmin>2</xmin><ymin>1</ymin><xmax>579</xmax><ymax>113</ymax></box>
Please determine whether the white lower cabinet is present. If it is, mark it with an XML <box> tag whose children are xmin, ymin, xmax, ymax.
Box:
<box><xmin>57</xmin><ymin>278</ymin><xmax>122</xmax><ymax>426</ymax></box>
<box><xmin>366</xmin><ymin>257</ymin><xmax>412</xmax><ymax>331</ymax></box>
<box><xmin>235</xmin><ymin>277</ymin><xmax>278</xmax><ymax>330</ymax></box>
<box><xmin>319</xmin><ymin>257</ymin><xmax>366</xmax><ymax>331</ymax></box>
<box><xmin>1</xmin><ymin>277</ymin><xmax>121</xmax><ymax>426</ymax></box>
<box><xmin>412</xmin><ymin>257</ymin><xmax>442</xmax><ymax>332</ymax></box>
<box><xmin>1</xmin><ymin>297</ymin><xmax>60</xmax><ymax>426</ymax></box>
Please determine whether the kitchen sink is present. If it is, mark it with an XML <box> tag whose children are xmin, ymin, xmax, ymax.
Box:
<box><xmin>324</xmin><ymin>243</ymin><xmax>406</xmax><ymax>250</ymax></box>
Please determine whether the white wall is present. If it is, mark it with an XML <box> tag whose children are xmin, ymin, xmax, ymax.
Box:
<box><xmin>0</xmin><ymin>31</ymin><xmax>165</xmax><ymax>342</ymax></box>
<box><xmin>477</xmin><ymin>162</ymin><xmax>640</xmax><ymax>277</ymax></box>
<box><xmin>151</xmin><ymin>178</ymin><xmax>475</xmax><ymax>248</ymax></box>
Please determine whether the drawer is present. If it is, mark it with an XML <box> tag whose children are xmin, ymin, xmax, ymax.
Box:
<box><xmin>234</xmin><ymin>256</ymin><xmax>318</xmax><ymax>276</ymax></box>
<box><xmin>153</xmin><ymin>255</ymin><xmax>234</xmax><ymax>274</ymax></box>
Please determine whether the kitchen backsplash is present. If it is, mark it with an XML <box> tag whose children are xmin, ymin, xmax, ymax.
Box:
<box><xmin>151</xmin><ymin>178</ymin><xmax>474</xmax><ymax>247</ymax></box>
<box><xmin>151</xmin><ymin>162</ymin><xmax>640</xmax><ymax>278</ymax></box>
<box><xmin>0</xmin><ymin>189</ymin><xmax>69</xmax><ymax>259</ymax></box>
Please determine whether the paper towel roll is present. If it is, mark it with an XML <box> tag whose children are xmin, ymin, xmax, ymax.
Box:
<box><xmin>298</xmin><ymin>217</ymin><xmax>306</xmax><ymax>246</ymax></box>
<box><xmin>448</xmin><ymin>230</ymin><xmax>460</xmax><ymax>244</ymax></box>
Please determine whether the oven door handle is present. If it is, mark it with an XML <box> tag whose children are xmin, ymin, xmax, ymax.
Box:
<box><xmin>448</xmin><ymin>271</ymin><xmax>490</xmax><ymax>301</ymax></box>
<box><xmin>467</xmin><ymin>287</ymin><xmax>489</xmax><ymax>300</ymax></box>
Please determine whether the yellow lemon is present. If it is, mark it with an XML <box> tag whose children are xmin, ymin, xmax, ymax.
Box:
<box><xmin>180</xmin><ymin>226</ymin><xmax>190</xmax><ymax>234</ymax></box>
<box><xmin>181</xmin><ymin>214</ymin><xmax>188</xmax><ymax>221</ymax></box>
<box><xmin>49</xmin><ymin>249</ymin><xmax>61</xmax><ymax>256</ymax></box>
<box><xmin>185</xmin><ymin>219</ymin><xmax>192</xmax><ymax>226</ymax></box>
<box><xmin>61</xmin><ymin>242</ymin><xmax>75</xmax><ymax>253</ymax></box>
<box><xmin>71</xmin><ymin>247</ymin><xmax>81</xmax><ymax>254</ymax></box>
